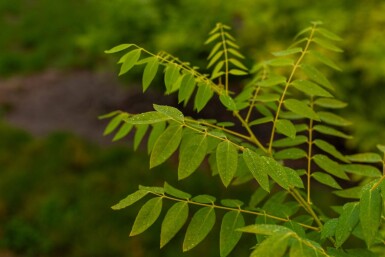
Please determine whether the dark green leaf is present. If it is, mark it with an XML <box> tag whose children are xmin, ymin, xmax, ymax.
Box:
<box><xmin>275</xmin><ymin>119</ymin><xmax>296</xmax><ymax>139</ymax></box>
<box><xmin>160</xmin><ymin>202</ymin><xmax>189</xmax><ymax>248</ymax></box>
<box><xmin>301</xmin><ymin>64</ymin><xmax>334</xmax><ymax>91</ymax></box>
<box><xmin>292</xmin><ymin>80</ymin><xmax>333</xmax><ymax>97</ymax></box>
<box><xmin>220</xmin><ymin>211</ymin><xmax>245</xmax><ymax>257</ymax></box>
<box><xmin>251</xmin><ymin>232</ymin><xmax>291</xmax><ymax>257</ymax></box>
<box><xmin>130</xmin><ymin>197</ymin><xmax>163</xmax><ymax>236</ymax></box>
<box><xmin>221</xmin><ymin>199</ymin><xmax>244</xmax><ymax>208</ymax></box>
<box><xmin>150</xmin><ymin>125</ymin><xmax>183</xmax><ymax>168</ymax></box>
<box><xmin>272</xmin><ymin>135</ymin><xmax>307</xmax><ymax>148</ymax></box>
<box><xmin>183</xmin><ymin>207</ymin><xmax>216</xmax><ymax>251</ymax></box>
<box><xmin>318</xmin><ymin>112</ymin><xmax>351</xmax><ymax>127</ymax></box>
<box><xmin>164</xmin><ymin>182</ymin><xmax>191</xmax><ymax>199</ymax></box>
<box><xmin>238</xmin><ymin>224</ymin><xmax>293</xmax><ymax>235</ymax></box>
<box><xmin>313</xmin><ymin>154</ymin><xmax>349</xmax><ymax>180</ymax></box>
<box><xmin>191</xmin><ymin>195</ymin><xmax>216</xmax><ymax>204</ymax></box>
<box><xmin>249</xmin><ymin>117</ymin><xmax>274</xmax><ymax>126</ymax></box>
<box><xmin>216</xmin><ymin>140</ymin><xmax>238</xmax><ymax>187</ymax></box>
<box><xmin>313</xmin><ymin>139</ymin><xmax>349</xmax><ymax>163</ymax></box>
<box><xmin>342</xmin><ymin>164</ymin><xmax>381</xmax><ymax>177</ymax></box>
<box><xmin>178</xmin><ymin>134</ymin><xmax>208</xmax><ymax>179</ymax></box>
<box><xmin>119</xmin><ymin>49</ymin><xmax>141</xmax><ymax>76</ymax></box>
<box><xmin>125</xmin><ymin>111</ymin><xmax>169</xmax><ymax>124</ymax></box>
<box><xmin>243</xmin><ymin>149</ymin><xmax>270</xmax><ymax>192</ymax></box>
<box><xmin>313</xmin><ymin>125</ymin><xmax>352</xmax><ymax>139</ymax></box>
<box><xmin>111</xmin><ymin>190</ymin><xmax>148</xmax><ymax>210</ymax></box>
<box><xmin>272</xmin><ymin>47</ymin><xmax>302</xmax><ymax>57</ymax></box>
<box><xmin>360</xmin><ymin>182</ymin><xmax>382</xmax><ymax>246</ymax></box>
<box><xmin>321</xmin><ymin>218</ymin><xmax>338</xmax><ymax>240</ymax></box>
<box><xmin>312</xmin><ymin>172</ymin><xmax>341</xmax><ymax>189</ymax></box>
<box><xmin>105</xmin><ymin>43</ymin><xmax>133</xmax><ymax>53</ymax></box>
<box><xmin>147</xmin><ymin>122</ymin><xmax>166</xmax><ymax>154</ymax></box>
<box><xmin>133</xmin><ymin>124</ymin><xmax>149</xmax><ymax>150</ymax></box>
<box><xmin>194</xmin><ymin>83</ymin><xmax>214</xmax><ymax>112</ymax></box>
<box><xmin>346</xmin><ymin>153</ymin><xmax>383</xmax><ymax>163</ymax></box>
<box><xmin>335</xmin><ymin>202</ymin><xmax>360</xmax><ymax>248</ymax></box>
<box><xmin>314</xmin><ymin>98</ymin><xmax>347</xmax><ymax>109</ymax></box>
<box><xmin>138</xmin><ymin>185</ymin><xmax>164</xmax><ymax>194</ymax></box>
<box><xmin>153</xmin><ymin>104</ymin><xmax>184</xmax><ymax>122</ymax></box>
<box><xmin>284</xmin><ymin>99</ymin><xmax>320</xmax><ymax>120</ymax></box>
<box><xmin>142</xmin><ymin>57</ymin><xmax>159</xmax><ymax>92</ymax></box>
<box><xmin>274</xmin><ymin>148</ymin><xmax>307</xmax><ymax>160</ymax></box>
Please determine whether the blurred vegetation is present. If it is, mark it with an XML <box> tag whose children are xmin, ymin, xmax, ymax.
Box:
<box><xmin>0</xmin><ymin>0</ymin><xmax>385</xmax><ymax>255</ymax></box>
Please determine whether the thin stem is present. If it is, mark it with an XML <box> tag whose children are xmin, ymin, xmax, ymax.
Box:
<box><xmin>267</xmin><ymin>25</ymin><xmax>317</xmax><ymax>154</ymax></box>
<box><xmin>307</xmin><ymin>98</ymin><xmax>315</xmax><ymax>204</ymax></box>
<box><xmin>290</xmin><ymin>188</ymin><xmax>323</xmax><ymax>228</ymax></box>
<box><xmin>152</xmin><ymin>192</ymin><xmax>319</xmax><ymax>231</ymax></box>
<box><xmin>245</xmin><ymin>65</ymin><xmax>268</xmax><ymax>123</ymax></box>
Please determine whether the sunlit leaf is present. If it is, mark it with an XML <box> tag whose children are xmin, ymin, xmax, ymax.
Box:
<box><xmin>124</xmin><ymin>111</ymin><xmax>169</xmax><ymax>124</ymax></box>
<box><xmin>216</xmin><ymin>140</ymin><xmax>238</xmax><ymax>187</ymax></box>
<box><xmin>160</xmin><ymin>202</ymin><xmax>189</xmax><ymax>248</ymax></box>
<box><xmin>147</xmin><ymin>122</ymin><xmax>166</xmax><ymax>154</ymax></box>
<box><xmin>251</xmin><ymin>232</ymin><xmax>291</xmax><ymax>257</ymax></box>
<box><xmin>312</xmin><ymin>37</ymin><xmax>343</xmax><ymax>52</ymax></box>
<box><xmin>301</xmin><ymin>63</ymin><xmax>333</xmax><ymax>91</ymax></box>
<box><xmin>150</xmin><ymin>125</ymin><xmax>183</xmax><ymax>168</ymax></box>
<box><xmin>219</xmin><ymin>95</ymin><xmax>237</xmax><ymax>110</ymax></box>
<box><xmin>164</xmin><ymin>63</ymin><xmax>180</xmax><ymax>93</ymax></box>
<box><xmin>153</xmin><ymin>104</ymin><xmax>184</xmax><ymax>122</ymax></box>
<box><xmin>130</xmin><ymin>197</ymin><xmax>163</xmax><ymax>236</ymax></box>
<box><xmin>134</xmin><ymin>124</ymin><xmax>149</xmax><ymax>150</ymax></box>
<box><xmin>207</xmin><ymin>51</ymin><xmax>224</xmax><ymax>68</ymax></box>
<box><xmin>274</xmin><ymin>148</ymin><xmax>307</xmax><ymax>160</ymax></box>
<box><xmin>229</xmin><ymin>58</ymin><xmax>248</xmax><ymax>70</ymax></box>
<box><xmin>119</xmin><ymin>49</ymin><xmax>141</xmax><ymax>76</ymax></box>
<box><xmin>292</xmin><ymin>80</ymin><xmax>333</xmax><ymax>97</ymax></box>
<box><xmin>228</xmin><ymin>48</ymin><xmax>245</xmax><ymax>59</ymax></box>
<box><xmin>238</xmin><ymin>224</ymin><xmax>293</xmax><ymax>235</ymax></box>
<box><xmin>142</xmin><ymin>57</ymin><xmax>159</xmax><ymax>92</ymax></box>
<box><xmin>111</xmin><ymin>190</ymin><xmax>148</xmax><ymax>210</ymax></box>
<box><xmin>183</xmin><ymin>207</ymin><xmax>216</xmax><ymax>251</ymax></box>
<box><xmin>333</xmin><ymin>186</ymin><xmax>363</xmax><ymax>199</ymax></box>
<box><xmin>220</xmin><ymin>211</ymin><xmax>244</xmax><ymax>257</ymax></box>
<box><xmin>205</xmin><ymin>33</ymin><xmax>220</xmax><ymax>45</ymax></box>
<box><xmin>257</xmin><ymin>75</ymin><xmax>287</xmax><ymax>87</ymax></box>
<box><xmin>265</xmin><ymin>58</ymin><xmax>294</xmax><ymax>67</ymax></box>
<box><xmin>229</xmin><ymin>69</ymin><xmax>248</xmax><ymax>76</ymax></box>
<box><xmin>314</xmin><ymin>98</ymin><xmax>347</xmax><ymax>109</ymax></box>
<box><xmin>272</xmin><ymin>47</ymin><xmax>302</xmax><ymax>57</ymax></box>
<box><xmin>194</xmin><ymin>82</ymin><xmax>214</xmax><ymax>112</ymax></box>
<box><xmin>178</xmin><ymin>73</ymin><xmax>196</xmax><ymax>105</ymax></box>
<box><xmin>318</xmin><ymin>112</ymin><xmax>351</xmax><ymax>127</ymax></box>
<box><xmin>103</xmin><ymin>113</ymin><xmax>127</xmax><ymax>136</ymax></box>
<box><xmin>112</xmin><ymin>122</ymin><xmax>133</xmax><ymax>141</ymax></box>
<box><xmin>105</xmin><ymin>43</ymin><xmax>133</xmax><ymax>53</ymax></box>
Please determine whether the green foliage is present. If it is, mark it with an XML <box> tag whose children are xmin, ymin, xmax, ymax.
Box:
<box><xmin>103</xmin><ymin>23</ymin><xmax>385</xmax><ymax>256</ymax></box>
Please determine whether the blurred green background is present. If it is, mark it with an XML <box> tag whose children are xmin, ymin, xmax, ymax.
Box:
<box><xmin>0</xmin><ymin>0</ymin><xmax>384</xmax><ymax>256</ymax></box>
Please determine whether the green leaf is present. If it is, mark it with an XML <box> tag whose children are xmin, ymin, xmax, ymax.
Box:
<box><xmin>220</xmin><ymin>211</ymin><xmax>245</xmax><ymax>257</ymax></box>
<box><xmin>257</xmin><ymin>75</ymin><xmax>287</xmax><ymax>87</ymax></box>
<box><xmin>360</xmin><ymin>182</ymin><xmax>382</xmax><ymax>246</ymax></box>
<box><xmin>309</xmin><ymin>50</ymin><xmax>341</xmax><ymax>71</ymax></box>
<box><xmin>133</xmin><ymin>124</ymin><xmax>149</xmax><ymax>150</ymax></box>
<box><xmin>274</xmin><ymin>148</ymin><xmax>307</xmax><ymax>160</ymax></box>
<box><xmin>251</xmin><ymin>232</ymin><xmax>291</xmax><ymax>257</ymax></box>
<box><xmin>321</xmin><ymin>218</ymin><xmax>338</xmax><ymax>240</ymax></box>
<box><xmin>273</xmin><ymin>135</ymin><xmax>307</xmax><ymax>148</ymax></box>
<box><xmin>292</xmin><ymin>80</ymin><xmax>333</xmax><ymax>97</ymax></box>
<box><xmin>285</xmin><ymin>167</ymin><xmax>304</xmax><ymax>188</ymax></box>
<box><xmin>249</xmin><ymin>117</ymin><xmax>274</xmax><ymax>126</ymax></box>
<box><xmin>153</xmin><ymin>104</ymin><xmax>184</xmax><ymax>122</ymax></box>
<box><xmin>228</xmin><ymin>48</ymin><xmax>245</xmax><ymax>59</ymax></box>
<box><xmin>377</xmin><ymin>144</ymin><xmax>385</xmax><ymax>153</ymax></box>
<box><xmin>191</xmin><ymin>195</ymin><xmax>216</xmax><ymax>204</ymax></box>
<box><xmin>284</xmin><ymin>99</ymin><xmax>320</xmax><ymax>120</ymax></box>
<box><xmin>164</xmin><ymin>63</ymin><xmax>180</xmax><ymax>93</ymax></box>
<box><xmin>103</xmin><ymin>113</ymin><xmax>127</xmax><ymax>136</ymax></box>
<box><xmin>216</xmin><ymin>140</ymin><xmax>238</xmax><ymax>187</ymax></box>
<box><xmin>313</xmin><ymin>154</ymin><xmax>349</xmax><ymax>180</ymax></box>
<box><xmin>125</xmin><ymin>111</ymin><xmax>169</xmax><ymax>124</ymax></box>
<box><xmin>164</xmin><ymin>182</ymin><xmax>191</xmax><ymax>199</ymax></box>
<box><xmin>275</xmin><ymin>119</ymin><xmax>296</xmax><ymax>139</ymax></box>
<box><xmin>238</xmin><ymin>224</ymin><xmax>293</xmax><ymax>235</ymax></box>
<box><xmin>221</xmin><ymin>199</ymin><xmax>244</xmax><ymax>208</ymax></box>
<box><xmin>289</xmin><ymin>239</ymin><xmax>321</xmax><ymax>257</ymax></box>
<box><xmin>265</xmin><ymin>58</ymin><xmax>294</xmax><ymax>67</ymax></box>
<box><xmin>138</xmin><ymin>185</ymin><xmax>164</xmax><ymax>194</ymax></box>
<box><xmin>105</xmin><ymin>43</ymin><xmax>133</xmax><ymax>53</ymax></box>
<box><xmin>342</xmin><ymin>164</ymin><xmax>381</xmax><ymax>177</ymax></box>
<box><xmin>211</xmin><ymin>61</ymin><xmax>225</xmax><ymax>79</ymax></box>
<box><xmin>313</xmin><ymin>139</ymin><xmax>349</xmax><ymax>163</ymax></box>
<box><xmin>219</xmin><ymin>95</ymin><xmax>237</xmax><ymax>110</ymax></box>
<box><xmin>254</xmin><ymin>94</ymin><xmax>280</xmax><ymax>103</ymax></box>
<box><xmin>346</xmin><ymin>153</ymin><xmax>383</xmax><ymax>163</ymax></box>
<box><xmin>194</xmin><ymin>82</ymin><xmax>214</xmax><ymax>112</ymax></box>
<box><xmin>207</xmin><ymin>51</ymin><xmax>224</xmax><ymax>68</ymax></box>
<box><xmin>150</xmin><ymin>125</ymin><xmax>183</xmax><ymax>168</ymax></box>
<box><xmin>301</xmin><ymin>63</ymin><xmax>333</xmax><ymax>91</ymax></box>
<box><xmin>335</xmin><ymin>202</ymin><xmax>360</xmax><ymax>248</ymax></box>
<box><xmin>112</xmin><ymin>122</ymin><xmax>133</xmax><ymax>141</ymax></box>
<box><xmin>160</xmin><ymin>202</ymin><xmax>189</xmax><ymax>248</ymax></box>
<box><xmin>318</xmin><ymin>112</ymin><xmax>351</xmax><ymax>127</ymax></box>
<box><xmin>183</xmin><ymin>207</ymin><xmax>216</xmax><ymax>252</ymax></box>
<box><xmin>313</xmin><ymin>125</ymin><xmax>352</xmax><ymax>139</ymax></box>
<box><xmin>178</xmin><ymin>73</ymin><xmax>196</xmax><ymax>105</ymax></box>
<box><xmin>312</xmin><ymin>172</ymin><xmax>341</xmax><ymax>189</ymax></box>
<box><xmin>317</xmin><ymin>28</ymin><xmax>342</xmax><ymax>41</ymax></box>
<box><xmin>314</xmin><ymin>98</ymin><xmax>347</xmax><ymax>109</ymax></box>
<box><xmin>208</xmin><ymin>42</ymin><xmax>222</xmax><ymax>59</ymax></box>
<box><xmin>205</xmin><ymin>32</ymin><xmax>220</xmax><ymax>44</ymax></box>
<box><xmin>98</xmin><ymin>110</ymin><xmax>121</xmax><ymax>120</ymax></box>
<box><xmin>312</xmin><ymin>37</ymin><xmax>343</xmax><ymax>52</ymax></box>
<box><xmin>333</xmin><ymin>186</ymin><xmax>363</xmax><ymax>199</ymax></box>
<box><xmin>130</xmin><ymin>197</ymin><xmax>163</xmax><ymax>236</ymax></box>
<box><xmin>142</xmin><ymin>57</ymin><xmax>159</xmax><ymax>92</ymax></box>
<box><xmin>119</xmin><ymin>49</ymin><xmax>141</xmax><ymax>76</ymax></box>
<box><xmin>242</xmin><ymin>149</ymin><xmax>270</xmax><ymax>192</ymax></box>
<box><xmin>229</xmin><ymin>69</ymin><xmax>248</xmax><ymax>76</ymax></box>
<box><xmin>229</xmin><ymin>58</ymin><xmax>248</xmax><ymax>70</ymax></box>
<box><xmin>178</xmin><ymin>134</ymin><xmax>208</xmax><ymax>180</ymax></box>
<box><xmin>272</xmin><ymin>47</ymin><xmax>302</xmax><ymax>57</ymax></box>
<box><xmin>147</xmin><ymin>122</ymin><xmax>166</xmax><ymax>154</ymax></box>
<box><xmin>111</xmin><ymin>190</ymin><xmax>148</xmax><ymax>210</ymax></box>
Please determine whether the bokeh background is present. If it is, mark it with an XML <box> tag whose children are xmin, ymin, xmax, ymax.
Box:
<box><xmin>0</xmin><ymin>0</ymin><xmax>384</xmax><ymax>256</ymax></box>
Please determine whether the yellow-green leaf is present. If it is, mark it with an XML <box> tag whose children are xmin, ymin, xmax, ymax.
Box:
<box><xmin>130</xmin><ymin>197</ymin><xmax>163</xmax><ymax>236</ymax></box>
<box><xmin>257</xmin><ymin>75</ymin><xmax>287</xmax><ymax>87</ymax></box>
<box><xmin>160</xmin><ymin>202</ymin><xmax>189</xmax><ymax>248</ymax></box>
<box><xmin>313</xmin><ymin>125</ymin><xmax>352</xmax><ymax>139</ymax></box>
<box><xmin>312</xmin><ymin>37</ymin><xmax>343</xmax><ymax>52</ymax></box>
<box><xmin>346</xmin><ymin>153</ymin><xmax>383</xmax><ymax>163</ymax></box>
<box><xmin>314</xmin><ymin>139</ymin><xmax>349</xmax><ymax>162</ymax></box>
<box><xmin>216</xmin><ymin>140</ymin><xmax>238</xmax><ymax>187</ymax></box>
<box><xmin>275</xmin><ymin>119</ymin><xmax>296</xmax><ymax>139</ymax></box>
<box><xmin>133</xmin><ymin>124</ymin><xmax>149</xmax><ymax>150</ymax></box>
<box><xmin>153</xmin><ymin>104</ymin><xmax>184</xmax><ymax>122</ymax></box>
<box><xmin>342</xmin><ymin>164</ymin><xmax>381</xmax><ymax>178</ymax></box>
<box><xmin>124</xmin><ymin>111</ymin><xmax>169</xmax><ymax>125</ymax></box>
<box><xmin>164</xmin><ymin>63</ymin><xmax>180</xmax><ymax>93</ymax></box>
<box><xmin>111</xmin><ymin>190</ymin><xmax>148</xmax><ymax>210</ymax></box>
<box><xmin>194</xmin><ymin>82</ymin><xmax>214</xmax><ymax>112</ymax></box>
<box><xmin>220</xmin><ymin>211</ymin><xmax>245</xmax><ymax>257</ymax></box>
<box><xmin>301</xmin><ymin>64</ymin><xmax>334</xmax><ymax>91</ymax></box>
<box><xmin>178</xmin><ymin>73</ymin><xmax>196</xmax><ymax>105</ymax></box>
<box><xmin>272</xmin><ymin>47</ymin><xmax>302</xmax><ymax>57</ymax></box>
<box><xmin>318</xmin><ymin>112</ymin><xmax>351</xmax><ymax>127</ymax></box>
<box><xmin>251</xmin><ymin>232</ymin><xmax>291</xmax><ymax>257</ymax></box>
<box><xmin>309</xmin><ymin>50</ymin><xmax>341</xmax><ymax>71</ymax></box>
<box><xmin>164</xmin><ymin>182</ymin><xmax>191</xmax><ymax>199</ymax></box>
<box><xmin>112</xmin><ymin>122</ymin><xmax>133</xmax><ymax>141</ymax></box>
<box><xmin>292</xmin><ymin>80</ymin><xmax>333</xmax><ymax>97</ymax></box>
<box><xmin>105</xmin><ymin>43</ymin><xmax>133</xmax><ymax>53</ymax></box>
<box><xmin>314</xmin><ymin>98</ymin><xmax>347</xmax><ymax>109</ymax></box>
<box><xmin>119</xmin><ymin>49</ymin><xmax>141</xmax><ymax>76</ymax></box>
<box><xmin>284</xmin><ymin>99</ymin><xmax>320</xmax><ymax>121</ymax></box>
<box><xmin>183</xmin><ymin>207</ymin><xmax>216</xmax><ymax>252</ymax></box>
<box><xmin>274</xmin><ymin>148</ymin><xmax>307</xmax><ymax>160</ymax></box>
<box><xmin>103</xmin><ymin>113</ymin><xmax>127</xmax><ymax>136</ymax></box>
<box><xmin>142</xmin><ymin>57</ymin><xmax>159</xmax><ymax>92</ymax></box>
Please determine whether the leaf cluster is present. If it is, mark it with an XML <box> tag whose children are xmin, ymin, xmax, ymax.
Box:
<box><xmin>102</xmin><ymin>22</ymin><xmax>385</xmax><ymax>256</ymax></box>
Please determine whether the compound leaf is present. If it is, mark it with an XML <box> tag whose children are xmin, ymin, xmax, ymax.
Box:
<box><xmin>183</xmin><ymin>207</ymin><xmax>216</xmax><ymax>252</ymax></box>
<box><xmin>160</xmin><ymin>202</ymin><xmax>189</xmax><ymax>248</ymax></box>
<box><xmin>130</xmin><ymin>197</ymin><xmax>163</xmax><ymax>236</ymax></box>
